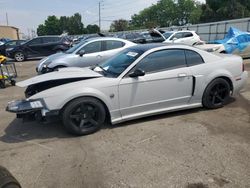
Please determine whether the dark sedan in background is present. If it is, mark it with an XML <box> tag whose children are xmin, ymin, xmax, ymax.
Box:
<box><xmin>6</xmin><ymin>36</ymin><xmax>72</xmax><ymax>62</ymax></box>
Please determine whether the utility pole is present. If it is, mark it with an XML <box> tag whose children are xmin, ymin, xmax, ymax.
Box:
<box><xmin>98</xmin><ymin>1</ymin><xmax>101</xmax><ymax>32</ymax></box>
<box><xmin>6</xmin><ymin>12</ymin><xmax>9</xmax><ymax>26</ymax></box>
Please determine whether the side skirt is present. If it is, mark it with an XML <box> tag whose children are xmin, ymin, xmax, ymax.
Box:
<box><xmin>111</xmin><ymin>103</ymin><xmax>202</xmax><ymax>124</ymax></box>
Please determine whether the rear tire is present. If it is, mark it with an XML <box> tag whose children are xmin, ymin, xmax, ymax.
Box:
<box><xmin>62</xmin><ymin>97</ymin><xmax>106</xmax><ymax>136</ymax></box>
<box><xmin>202</xmin><ymin>78</ymin><xmax>230</xmax><ymax>109</ymax></box>
<box><xmin>14</xmin><ymin>52</ymin><xmax>25</xmax><ymax>62</ymax></box>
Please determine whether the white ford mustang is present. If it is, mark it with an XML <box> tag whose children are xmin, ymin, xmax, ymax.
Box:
<box><xmin>6</xmin><ymin>44</ymin><xmax>248</xmax><ymax>135</ymax></box>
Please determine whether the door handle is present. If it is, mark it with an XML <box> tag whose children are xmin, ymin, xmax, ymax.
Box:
<box><xmin>96</xmin><ymin>55</ymin><xmax>102</xmax><ymax>58</ymax></box>
<box><xmin>178</xmin><ymin>73</ymin><xmax>187</xmax><ymax>78</ymax></box>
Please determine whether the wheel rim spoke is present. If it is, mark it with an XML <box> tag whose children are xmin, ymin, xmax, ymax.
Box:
<box><xmin>80</xmin><ymin>104</ymin><xmax>88</xmax><ymax>113</ymax></box>
<box><xmin>79</xmin><ymin>119</ymin><xmax>87</xmax><ymax>128</ymax></box>
<box><xmin>212</xmin><ymin>95</ymin><xmax>216</xmax><ymax>104</ymax></box>
<box><xmin>89</xmin><ymin>119</ymin><xmax>98</xmax><ymax>126</ymax></box>
<box><xmin>216</xmin><ymin>95</ymin><xmax>223</xmax><ymax>102</ymax></box>
<box><xmin>70</xmin><ymin>114</ymin><xmax>81</xmax><ymax>120</ymax></box>
<box><xmin>70</xmin><ymin>102</ymin><xmax>100</xmax><ymax>130</ymax></box>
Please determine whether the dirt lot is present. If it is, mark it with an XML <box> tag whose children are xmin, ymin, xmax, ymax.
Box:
<box><xmin>0</xmin><ymin>59</ymin><xmax>250</xmax><ymax>188</ymax></box>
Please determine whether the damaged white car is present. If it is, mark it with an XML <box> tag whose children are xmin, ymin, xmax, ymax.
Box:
<box><xmin>6</xmin><ymin>44</ymin><xmax>248</xmax><ymax>135</ymax></box>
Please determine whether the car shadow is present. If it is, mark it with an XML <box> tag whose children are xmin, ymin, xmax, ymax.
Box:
<box><xmin>0</xmin><ymin>118</ymin><xmax>73</xmax><ymax>144</ymax></box>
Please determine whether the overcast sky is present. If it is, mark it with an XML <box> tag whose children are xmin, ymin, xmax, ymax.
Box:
<box><xmin>0</xmin><ymin>0</ymin><xmax>205</xmax><ymax>35</ymax></box>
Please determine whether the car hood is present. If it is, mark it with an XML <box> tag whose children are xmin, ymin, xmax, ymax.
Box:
<box><xmin>195</xmin><ymin>43</ymin><xmax>223</xmax><ymax>49</ymax></box>
<box><xmin>17</xmin><ymin>67</ymin><xmax>103</xmax><ymax>87</ymax></box>
<box><xmin>38</xmin><ymin>53</ymin><xmax>69</xmax><ymax>65</ymax></box>
<box><xmin>148</xmin><ymin>29</ymin><xmax>166</xmax><ymax>40</ymax></box>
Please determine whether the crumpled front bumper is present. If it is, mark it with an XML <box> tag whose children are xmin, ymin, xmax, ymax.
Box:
<box><xmin>6</xmin><ymin>99</ymin><xmax>48</xmax><ymax>121</ymax></box>
<box><xmin>6</xmin><ymin>99</ymin><xmax>45</xmax><ymax>113</ymax></box>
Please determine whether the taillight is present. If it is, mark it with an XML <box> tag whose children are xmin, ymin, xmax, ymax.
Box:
<box><xmin>242</xmin><ymin>63</ymin><xmax>245</xmax><ymax>72</ymax></box>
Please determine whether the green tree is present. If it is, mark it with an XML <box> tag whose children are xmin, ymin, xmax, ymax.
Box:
<box><xmin>37</xmin><ymin>13</ymin><xmax>85</xmax><ymax>36</ymax></box>
<box><xmin>37</xmin><ymin>15</ymin><xmax>61</xmax><ymax>35</ymax></box>
<box><xmin>37</xmin><ymin>24</ymin><xmax>47</xmax><ymax>36</ymax></box>
<box><xmin>129</xmin><ymin>0</ymin><xmax>201</xmax><ymax>29</ymax></box>
<box><xmin>200</xmin><ymin>0</ymin><xmax>250</xmax><ymax>23</ymax></box>
<box><xmin>85</xmin><ymin>25</ymin><xmax>100</xmax><ymax>34</ymax></box>
<box><xmin>110</xmin><ymin>19</ymin><xmax>129</xmax><ymax>32</ymax></box>
<box><xmin>67</xmin><ymin>13</ymin><xmax>84</xmax><ymax>35</ymax></box>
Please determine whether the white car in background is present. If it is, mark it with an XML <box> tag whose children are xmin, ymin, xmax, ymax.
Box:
<box><xmin>150</xmin><ymin>29</ymin><xmax>203</xmax><ymax>46</ymax></box>
<box><xmin>6</xmin><ymin>44</ymin><xmax>247</xmax><ymax>136</ymax></box>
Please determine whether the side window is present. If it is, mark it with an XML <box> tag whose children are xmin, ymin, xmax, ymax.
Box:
<box><xmin>28</xmin><ymin>38</ymin><xmax>42</xmax><ymax>45</ymax></box>
<box><xmin>105</xmin><ymin>40</ymin><xmax>125</xmax><ymax>50</ymax></box>
<box><xmin>185</xmin><ymin>50</ymin><xmax>204</xmax><ymax>66</ymax></box>
<box><xmin>183</xmin><ymin>32</ymin><xmax>193</xmax><ymax>38</ymax></box>
<box><xmin>5</xmin><ymin>41</ymin><xmax>16</xmax><ymax>47</ymax></box>
<box><xmin>43</xmin><ymin>37</ymin><xmax>60</xmax><ymax>43</ymax></box>
<box><xmin>80</xmin><ymin>41</ymin><xmax>102</xmax><ymax>54</ymax></box>
<box><xmin>170</xmin><ymin>33</ymin><xmax>183</xmax><ymax>40</ymax></box>
<box><xmin>136</xmin><ymin>49</ymin><xmax>186</xmax><ymax>73</ymax></box>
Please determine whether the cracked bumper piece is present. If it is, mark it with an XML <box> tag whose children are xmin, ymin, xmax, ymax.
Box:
<box><xmin>6</xmin><ymin>99</ymin><xmax>45</xmax><ymax>113</ymax></box>
<box><xmin>6</xmin><ymin>99</ymin><xmax>48</xmax><ymax>121</ymax></box>
<box><xmin>6</xmin><ymin>99</ymin><xmax>59</xmax><ymax>121</ymax></box>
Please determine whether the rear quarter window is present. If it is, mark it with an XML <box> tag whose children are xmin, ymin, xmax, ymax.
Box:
<box><xmin>105</xmin><ymin>40</ymin><xmax>125</xmax><ymax>50</ymax></box>
<box><xmin>185</xmin><ymin>50</ymin><xmax>204</xmax><ymax>66</ymax></box>
<box><xmin>183</xmin><ymin>32</ymin><xmax>193</xmax><ymax>38</ymax></box>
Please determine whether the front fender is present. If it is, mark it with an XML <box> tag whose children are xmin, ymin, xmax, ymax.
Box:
<box><xmin>33</xmin><ymin>87</ymin><xmax>114</xmax><ymax>114</ymax></box>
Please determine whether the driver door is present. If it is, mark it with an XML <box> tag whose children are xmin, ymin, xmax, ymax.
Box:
<box><xmin>73</xmin><ymin>41</ymin><xmax>104</xmax><ymax>67</ymax></box>
<box><xmin>25</xmin><ymin>38</ymin><xmax>43</xmax><ymax>57</ymax></box>
<box><xmin>118</xmin><ymin>49</ymin><xmax>193</xmax><ymax>119</ymax></box>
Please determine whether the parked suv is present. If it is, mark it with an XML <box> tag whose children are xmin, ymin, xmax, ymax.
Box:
<box><xmin>6</xmin><ymin>36</ymin><xmax>71</xmax><ymax>62</ymax></box>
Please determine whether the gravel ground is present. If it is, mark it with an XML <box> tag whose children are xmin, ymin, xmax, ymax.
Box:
<box><xmin>0</xmin><ymin>59</ymin><xmax>249</xmax><ymax>188</ymax></box>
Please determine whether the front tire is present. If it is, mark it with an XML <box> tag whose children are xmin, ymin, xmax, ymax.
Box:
<box><xmin>202</xmin><ymin>78</ymin><xmax>231</xmax><ymax>109</ymax></box>
<box><xmin>0</xmin><ymin>166</ymin><xmax>21</xmax><ymax>188</ymax></box>
<box><xmin>14</xmin><ymin>52</ymin><xmax>25</xmax><ymax>62</ymax></box>
<box><xmin>62</xmin><ymin>97</ymin><xmax>106</xmax><ymax>136</ymax></box>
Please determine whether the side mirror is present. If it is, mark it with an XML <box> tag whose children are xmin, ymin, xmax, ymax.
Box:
<box><xmin>78</xmin><ymin>50</ymin><xmax>85</xmax><ymax>57</ymax></box>
<box><xmin>129</xmin><ymin>69</ymin><xmax>145</xmax><ymax>78</ymax></box>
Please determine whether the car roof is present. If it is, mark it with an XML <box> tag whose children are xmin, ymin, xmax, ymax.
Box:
<box><xmin>85</xmin><ymin>37</ymin><xmax>133</xmax><ymax>43</ymax></box>
<box><xmin>128</xmin><ymin>43</ymin><xmax>199</xmax><ymax>52</ymax></box>
<box><xmin>128</xmin><ymin>43</ymin><xmax>168</xmax><ymax>52</ymax></box>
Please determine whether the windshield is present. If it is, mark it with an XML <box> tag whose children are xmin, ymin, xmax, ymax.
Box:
<box><xmin>65</xmin><ymin>40</ymin><xmax>88</xmax><ymax>54</ymax></box>
<box><xmin>98</xmin><ymin>48</ymin><xmax>144</xmax><ymax>77</ymax></box>
<box><xmin>163</xmin><ymin>32</ymin><xmax>173</xmax><ymax>39</ymax></box>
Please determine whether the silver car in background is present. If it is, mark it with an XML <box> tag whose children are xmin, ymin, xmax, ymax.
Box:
<box><xmin>37</xmin><ymin>37</ymin><xmax>136</xmax><ymax>74</ymax></box>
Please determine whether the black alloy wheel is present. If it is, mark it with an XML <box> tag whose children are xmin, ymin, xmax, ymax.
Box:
<box><xmin>62</xmin><ymin>97</ymin><xmax>106</xmax><ymax>135</ymax></box>
<box><xmin>202</xmin><ymin>78</ymin><xmax>231</xmax><ymax>109</ymax></box>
